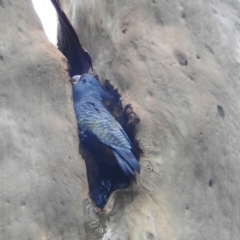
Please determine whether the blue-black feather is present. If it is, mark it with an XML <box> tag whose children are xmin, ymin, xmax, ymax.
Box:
<box><xmin>71</xmin><ymin>74</ymin><xmax>140</xmax><ymax>177</ymax></box>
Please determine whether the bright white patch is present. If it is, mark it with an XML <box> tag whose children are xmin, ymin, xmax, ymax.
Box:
<box><xmin>32</xmin><ymin>0</ymin><xmax>58</xmax><ymax>45</ymax></box>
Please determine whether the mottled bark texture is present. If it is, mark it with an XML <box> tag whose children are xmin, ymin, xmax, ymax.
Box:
<box><xmin>0</xmin><ymin>1</ymin><xmax>87</xmax><ymax>239</ymax></box>
<box><xmin>60</xmin><ymin>0</ymin><xmax>240</xmax><ymax>239</ymax></box>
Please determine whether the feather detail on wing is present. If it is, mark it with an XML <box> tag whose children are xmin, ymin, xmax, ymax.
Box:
<box><xmin>112</xmin><ymin>146</ymin><xmax>140</xmax><ymax>176</ymax></box>
<box><xmin>76</xmin><ymin>100</ymin><xmax>140</xmax><ymax>176</ymax></box>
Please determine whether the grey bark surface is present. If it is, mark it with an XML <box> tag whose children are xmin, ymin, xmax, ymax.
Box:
<box><xmin>0</xmin><ymin>1</ymin><xmax>87</xmax><ymax>239</ymax></box>
<box><xmin>1</xmin><ymin>0</ymin><xmax>240</xmax><ymax>239</ymax></box>
<box><xmin>60</xmin><ymin>0</ymin><xmax>240</xmax><ymax>239</ymax></box>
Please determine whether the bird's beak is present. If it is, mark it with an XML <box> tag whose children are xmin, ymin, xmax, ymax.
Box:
<box><xmin>70</xmin><ymin>75</ymin><xmax>81</xmax><ymax>84</ymax></box>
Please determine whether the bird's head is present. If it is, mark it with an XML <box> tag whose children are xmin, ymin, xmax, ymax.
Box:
<box><xmin>70</xmin><ymin>74</ymin><xmax>111</xmax><ymax>102</ymax></box>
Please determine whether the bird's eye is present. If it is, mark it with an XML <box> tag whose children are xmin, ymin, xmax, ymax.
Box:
<box><xmin>82</xmin><ymin>78</ymin><xmax>86</xmax><ymax>83</ymax></box>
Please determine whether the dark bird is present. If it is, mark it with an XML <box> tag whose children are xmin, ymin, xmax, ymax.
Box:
<box><xmin>71</xmin><ymin>74</ymin><xmax>141</xmax><ymax>177</ymax></box>
<box><xmin>50</xmin><ymin>1</ymin><xmax>142</xmax><ymax>208</ymax></box>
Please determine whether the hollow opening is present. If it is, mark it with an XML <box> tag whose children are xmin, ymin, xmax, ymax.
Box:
<box><xmin>79</xmin><ymin>78</ymin><xmax>142</xmax><ymax>208</ymax></box>
<box><xmin>36</xmin><ymin>0</ymin><xmax>143</xmax><ymax>209</ymax></box>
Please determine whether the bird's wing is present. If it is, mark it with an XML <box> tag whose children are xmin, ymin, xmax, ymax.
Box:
<box><xmin>78</xmin><ymin>101</ymin><xmax>140</xmax><ymax>175</ymax></box>
<box><xmin>81</xmin><ymin>102</ymin><xmax>130</xmax><ymax>149</ymax></box>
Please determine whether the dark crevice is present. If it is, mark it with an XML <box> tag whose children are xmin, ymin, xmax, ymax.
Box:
<box><xmin>181</xmin><ymin>12</ymin><xmax>186</xmax><ymax>19</ymax></box>
<box><xmin>80</xmin><ymin>78</ymin><xmax>142</xmax><ymax>208</ymax></box>
<box><xmin>208</xmin><ymin>179</ymin><xmax>214</xmax><ymax>187</ymax></box>
<box><xmin>174</xmin><ymin>50</ymin><xmax>188</xmax><ymax>66</ymax></box>
<box><xmin>205</xmin><ymin>44</ymin><xmax>214</xmax><ymax>54</ymax></box>
<box><xmin>217</xmin><ymin>105</ymin><xmax>225</xmax><ymax>118</ymax></box>
<box><xmin>51</xmin><ymin>0</ymin><xmax>142</xmax><ymax>209</ymax></box>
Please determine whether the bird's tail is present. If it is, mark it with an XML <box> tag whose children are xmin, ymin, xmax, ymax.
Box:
<box><xmin>112</xmin><ymin>147</ymin><xmax>140</xmax><ymax>176</ymax></box>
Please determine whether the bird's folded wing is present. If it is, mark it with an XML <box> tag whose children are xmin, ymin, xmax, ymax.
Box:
<box><xmin>81</xmin><ymin>103</ymin><xmax>131</xmax><ymax>149</ymax></box>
